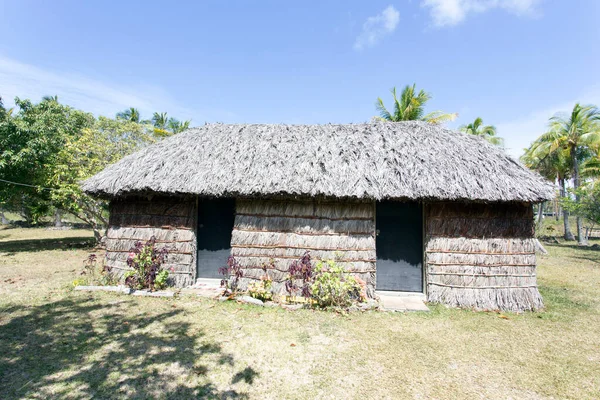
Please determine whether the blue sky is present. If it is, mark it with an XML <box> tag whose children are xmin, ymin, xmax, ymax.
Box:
<box><xmin>1</xmin><ymin>0</ymin><xmax>599</xmax><ymax>157</ymax></box>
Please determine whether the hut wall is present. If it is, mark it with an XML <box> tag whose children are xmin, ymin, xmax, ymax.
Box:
<box><xmin>231</xmin><ymin>198</ymin><xmax>377</xmax><ymax>297</ymax></box>
<box><xmin>424</xmin><ymin>202</ymin><xmax>543</xmax><ymax>311</ymax></box>
<box><xmin>105</xmin><ymin>196</ymin><xmax>197</xmax><ymax>287</ymax></box>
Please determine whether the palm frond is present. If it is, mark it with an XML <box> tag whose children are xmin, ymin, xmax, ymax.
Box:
<box><xmin>375</xmin><ymin>97</ymin><xmax>393</xmax><ymax>121</ymax></box>
<box><xmin>422</xmin><ymin>111</ymin><xmax>457</xmax><ymax>125</ymax></box>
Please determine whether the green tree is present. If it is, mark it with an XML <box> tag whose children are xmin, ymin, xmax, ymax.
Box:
<box><xmin>152</xmin><ymin>112</ymin><xmax>168</xmax><ymax>129</ymax></box>
<box><xmin>0</xmin><ymin>96</ymin><xmax>95</xmax><ymax>224</ymax></box>
<box><xmin>151</xmin><ymin>112</ymin><xmax>171</xmax><ymax>137</ymax></box>
<box><xmin>561</xmin><ymin>182</ymin><xmax>600</xmax><ymax>242</ymax></box>
<box><xmin>0</xmin><ymin>95</ymin><xmax>16</xmax><ymax>224</ymax></box>
<box><xmin>48</xmin><ymin>116</ymin><xmax>155</xmax><ymax>240</ymax></box>
<box><xmin>151</xmin><ymin>112</ymin><xmax>191</xmax><ymax>136</ymax></box>
<box><xmin>116</xmin><ymin>107</ymin><xmax>141</xmax><ymax>123</ymax></box>
<box><xmin>167</xmin><ymin>118</ymin><xmax>191</xmax><ymax>134</ymax></box>
<box><xmin>522</xmin><ymin>141</ymin><xmax>573</xmax><ymax>240</ymax></box>
<box><xmin>375</xmin><ymin>84</ymin><xmax>457</xmax><ymax>124</ymax></box>
<box><xmin>0</xmin><ymin>96</ymin><xmax>154</xmax><ymax>238</ymax></box>
<box><xmin>533</xmin><ymin>103</ymin><xmax>600</xmax><ymax>244</ymax></box>
<box><xmin>459</xmin><ymin>117</ymin><xmax>504</xmax><ymax>146</ymax></box>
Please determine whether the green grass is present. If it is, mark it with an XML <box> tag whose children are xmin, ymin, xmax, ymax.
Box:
<box><xmin>2</xmin><ymin>211</ymin><xmax>85</xmax><ymax>225</ymax></box>
<box><xmin>1</xmin><ymin>226</ymin><xmax>599</xmax><ymax>399</ymax></box>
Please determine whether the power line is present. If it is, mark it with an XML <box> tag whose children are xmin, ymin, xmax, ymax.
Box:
<box><xmin>0</xmin><ymin>178</ymin><xmax>56</xmax><ymax>191</ymax></box>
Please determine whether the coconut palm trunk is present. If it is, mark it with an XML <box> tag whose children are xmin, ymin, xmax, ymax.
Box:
<box><xmin>537</xmin><ymin>203</ymin><xmax>544</xmax><ymax>226</ymax></box>
<box><xmin>571</xmin><ymin>147</ymin><xmax>586</xmax><ymax>245</ymax></box>
<box><xmin>559</xmin><ymin>177</ymin><xmax>574</xmax><ymax>240</ymax></box>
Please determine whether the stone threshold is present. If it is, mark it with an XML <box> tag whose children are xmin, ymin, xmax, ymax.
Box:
<box><xmin>376</xmin><ymin>291</ymin><xmax>429</xmax><ymax>312</ymax></box>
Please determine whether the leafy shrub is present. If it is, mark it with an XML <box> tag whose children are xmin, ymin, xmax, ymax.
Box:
<box><xmin>78</xmin><ymin>253</ymin><xmax>117</xmax><ymax>286</ymax></box>
<box><xmin>285</xmin><ymin>252</ymin><xmax>366</xmax><ymax>308</ymax></box>
<box><xmin>219</xmin><ymin>256</ymin><xmax>244</xmax><ymax>294</ymax></box>
<box><xmin>247</xmin><ymin>261</ymin><xmax>273</xmax><ymax>301</ymax></box>
<box><xmin>285</xmin><ymin>252</ymin><xmax>313</xmax><ymax>297</ymax></box>
<box><xmin>311</xmin><ymin>260</ymin><xmax>364</xmax><ymax>308</ymax></box>
<box><xmin>72</xmin><ymin>277</ymin><xmax>87</xmax><ymax>287</ymax></box>
<box><xmin>155</xmin><ymin>269</ymin><xmax>170</xmax><ymax>290</ymax></box>
<box><xmin>124</xmin><ymin>237</ymin><xmax>170</xmax><ymax>290</ymax></box>
<box><xmin>247</xmin><ymin>279</ymin><xmax>273</xmax><ymax>301</ymax></box>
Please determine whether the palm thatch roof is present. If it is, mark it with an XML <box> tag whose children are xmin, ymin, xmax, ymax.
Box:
<box><xmin>82</xmin><ymin>122</ymin><xmax>554</xmax><ymax>202</ymax></box>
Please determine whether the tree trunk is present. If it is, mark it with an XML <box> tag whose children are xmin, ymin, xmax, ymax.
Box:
<box><xmin>54</xmin><ymin>209</ymin><xmax>62</xmax><ymax>228</ymax></box>
<box><xmin>559</xmin><ymin>177</ymin><xmax>574</xmax><ymax>240</ymax></box>
<box><xmin>585</xmin><ymin>224</ymin><xmax>593</xmax><ymax>242</ymax></box>
<box><xmin>91</xmin><ymin>224</ymin><xmax>107</xmax><ymax>246</ymax></box>
<box><xmin>537</xmin><ymin>202</ymin><xmax>544</xmax><ymax>227</ymax></box>
<box><xmin>571</xmin><ymin>148</ymin><xmax>586</xmax><ymax>245</ymax></box>
<box><xmin>0</xmin><ymin>209</ymin><xmax>8</xmax><ymax>225</ymax></box>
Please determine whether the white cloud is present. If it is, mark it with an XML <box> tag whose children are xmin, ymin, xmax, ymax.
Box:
<box><xmin>0</xmin><ymin>56</ymin><xmax>216</xmax><ymax>123</ymax></box>
<box><xmin>354</xmin><ymin>5</ymin><xmax>400</xmax><ymax>50</ymax></box>
<box><xmin>421</xmin><ymin>0</ymin><xmax>541</xmax><ymax>27</ymax></box>
<box><xmin>496</xmin><ymin>86</ymin><xmax>600</xmax><ymax>158</ymax></box>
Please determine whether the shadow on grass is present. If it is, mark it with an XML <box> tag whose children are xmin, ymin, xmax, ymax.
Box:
<box><xmin>0</xmin><ymin>298</ymin><xmax>256</xmax><ymax>399</ymax></box>
<box><xmin>555</xmin><ymin>243</ymin><xmax>600</xmax><ymax>253</ymax></box>
<box><xmin>0</xmin><ymin>237</ymin><xmax>95</xmax><ymax>254</ymax></box>
<box><xmin>545</xmin><ymin>242</ymin><xmax>600</xmax><ymax>265</ymax></box>
<box><xmin>538</xmin><ymin>285</ymin><xmax>592</xmax><ymax>312</ymax></box>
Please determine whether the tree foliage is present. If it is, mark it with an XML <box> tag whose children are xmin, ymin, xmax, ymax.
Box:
<box><xmin>0</xmin><ymin>97</ymin><xmax>159</xmax><ymax>239</ymax></box>
<box><xmin>530</xmin><ymin>104</ymin><xmax>600</xmax><ymax>244</ymax></box>
<box><xmin>460</xmin><ymin>117</ymin><xmax>504</xmax><ymax>146</ymax></box>
<box><xmin>116</xmin><ymin>107</ymin><xmax>141</xmax><ymax>123</ymax></box>
<box><xmin>0</xmin><ymin>96</ymin><xmax>95</xmax><ymax>224</ymax></box>
<box><xmin>561</xmin><ymin>183</ymin><xmax>600</xmax><ymax>241</ymax></box>
<box><xmin>48</xmin><ymin>117</ymin><xmax>155</xmax><ymax>239</ymax></box>
<box><xmin>115</xmin><ymin>109</ymin><xmax>192</xmax><ymax>137</ymax></box>
<box><xmin>375</xmin><ymin>84</ymin><xmax>457</xmax><ymax>124</ymax></box>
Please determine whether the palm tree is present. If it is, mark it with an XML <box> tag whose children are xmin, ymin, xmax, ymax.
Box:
<box><xmin>460</xmin><ymin>117</ymin><xmax>504</xmax><ymax>146</ymax></box>
<box><xmin>522</xmin><ymin>141</ymin><xmax>573</xmax><ymax>240</ymax></box>
<box><xmin>375</xmin><ymin>84</ymin><xmax>457</xmax><ymax>124</ymax></box>
<box><xmin>42</xmin><ymin>95</ymin><xmax>58</xmax><ymax>102</ymax></box>
<box><xmin>533</xmin><ymin>103</ymin><xmax>600</xmax><ymax>244</ymax></box>
<box><xmin>167</xmin><ymin>118</ymin><xmax>191</xmax><ymax>134</ymax></box>
<box><xmin>150</xmin><ymin>112</ymin><xmax>171</xmax><ymax>137</ymax></box>
<box><xmin>116</xmin><ymin>107</ymin><xmax>141</xmax><ymax>123</ymax></box>
<box><xmin>152</xmin><ymin>112</ymin><xmax>169</xmax><ymax>130</ymax></box>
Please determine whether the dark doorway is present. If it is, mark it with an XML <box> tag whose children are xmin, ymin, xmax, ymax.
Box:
<box><xmin>196</xmin><ymin>198</ymin><xmax>236</xmax><ymax>279</ymax></box>
<box><xmin>376</xmin><ymin>201</ymin><xmax>423</xmax><ymax>292</ymax></box>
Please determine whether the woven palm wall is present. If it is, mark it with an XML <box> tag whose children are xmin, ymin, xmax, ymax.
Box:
<box><xmin>105</xmin><ymin>196</ymin><xmax>197</xmax><ymax>287</ymax></box>
<box><xmin>424</xmin><ymin>202</ymin><xmax>542</xmax><ymax>311</ymax></box>
<box><xmin>231</xmin><ymin>198</ymin><xmax>377</xmax><ymax>296</ymax></box>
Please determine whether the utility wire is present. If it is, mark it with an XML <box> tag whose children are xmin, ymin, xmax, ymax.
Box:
<box><xmin>0</xmin><ymin>178</ymin><xmax>56</xmax><ymax>191</ymax></box>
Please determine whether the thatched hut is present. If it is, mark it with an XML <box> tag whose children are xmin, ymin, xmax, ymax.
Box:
<box><xmin>83</xmin><ymin>122</ymin><xmax>554</xmax><ymax>311</ymax></box>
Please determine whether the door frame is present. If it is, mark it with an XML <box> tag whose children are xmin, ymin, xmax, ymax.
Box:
<box><xmin>194</xmin><ymin>196</ymin><xmax>236</xmax><ymax>282</ymax></box>
<box><xmin>373</xmin><ymin>200</ymin><xmax>426</xmax><ymax>295</ymax></box>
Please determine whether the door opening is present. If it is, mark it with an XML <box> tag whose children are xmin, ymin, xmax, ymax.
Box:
<box><xmin>376</xmin><ymin>201</ymin><xmax>423</xmax><ymax>292</ymax></box>
<box><xmin>196</xmin><ymin>198</ymin><xmax>235</xmax><ymax>280</ymax></box>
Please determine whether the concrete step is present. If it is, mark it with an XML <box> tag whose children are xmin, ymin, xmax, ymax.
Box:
<box><xmin>378</xmin><ymin>294</ymin><xmax>429</xmax><ymax>312</ymax></box>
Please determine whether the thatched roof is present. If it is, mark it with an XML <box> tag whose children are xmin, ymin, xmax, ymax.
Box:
<box><xmin>82</xmin><ymin>122</ymin><xmax>554</xmax><ymax>202</ymax></box>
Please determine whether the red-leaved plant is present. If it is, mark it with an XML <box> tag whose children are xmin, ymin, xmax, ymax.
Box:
<box><xmin>285</xmin><ymin>251</ymin><xmax>313</xmax><ymax>297</ymax></box>
<box><xmin>124</xmin><ymin>237</ymin><xmax>170</xmax><ymax>290</ymax></box>
<box><xmin>218</xmin><ymin>255</ymin><xmax>244</xmax><ymax>294</ymax></box>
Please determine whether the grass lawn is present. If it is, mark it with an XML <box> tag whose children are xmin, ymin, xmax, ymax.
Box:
<box><xmin>1</xmin><ymin>226</ymin><xmax>599</xmax><ymax>399</ymax></box>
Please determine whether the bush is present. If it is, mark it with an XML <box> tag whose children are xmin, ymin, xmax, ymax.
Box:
<box><xmin>311</xmin><ymin>260</ymin><xmax>364</xmax><ymax>308</ymax></box>
<box><xmin>124</xmin><ymin>237</ymin><xmax>171</xmax><ymax>290</ymax></box>
<box><xmin>247</xmin><ymin>261</ymin><xmax>273</xmax><ymax>301</ymax></box>
<box><xmin>78</xmin><ymin>253</ymin><xmax>117</xmax><ymax>286</ymax></box>
<box><xmin>285</xmin><ymin>252</ymin><xmax>366</xmax><ymax>308</ymax></box>
<box><xmin>218</xmin><ymin>256</ymin><xmax>244</xmax><ymax>294</ymax></box>
<box><xmin>285</xmin><ymin>252</ymin><xmax>313</xmax><ymax>297</ymax></box>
